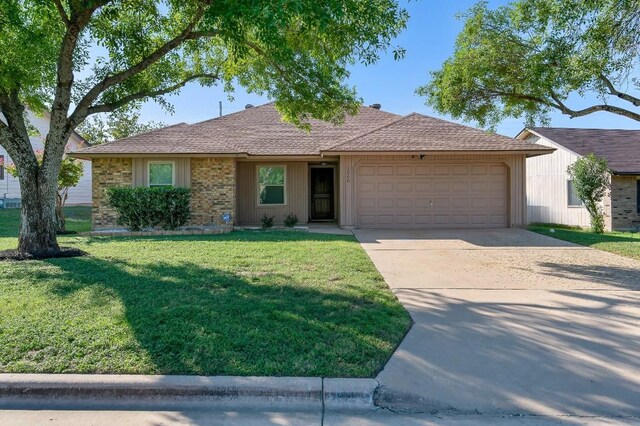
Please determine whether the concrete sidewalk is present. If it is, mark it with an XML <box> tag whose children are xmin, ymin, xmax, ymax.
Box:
<box><xmin>354</xmin><ymin>228</ymin><xmax>640</xmax><ymax>417</ymax></box>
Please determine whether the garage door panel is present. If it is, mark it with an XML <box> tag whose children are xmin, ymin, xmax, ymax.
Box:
<box><xmin>397</xmin><ymin>198</ymin><xmax>413</xmax><ymax>208</ymax></box>
<box><xmin>415</xmin><ymin>166</ymin><xmax>431</xmax><ymax>176</ymax></box>
<box><xmin>396</xmin><ymin>166</ymin><xmax>413</xmax><ymax>176</ymax></box>
<box><xmin>396</xmin><ymin>182</ymin><xmax>413</xmax><ymax>192</ymax></box>
<box><xmin>378</xmin><ymin>182</ymin><xmax>394</xmax><ymax>192</ymax></box>
<box><xmin>433</xmin><ymin>181</ymin><xmax>451</xmax><ymax>192</ymax></box>
<box><xmin>359</xmin><ymin>182</ymin><xmax>375</xmax><ymax>192</ymax></box>
<box><xmin>415</xmin><ymin>182</ymin><xmax>431</xmax><ymax>192</ymax></box>
<box><xmin>356</xmin><ymin>162</ymin><xmax>508</xmax><ymax>229</ymax></box>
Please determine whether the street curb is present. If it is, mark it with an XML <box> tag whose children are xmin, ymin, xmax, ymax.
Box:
<box><xmin>0</xmin><ymin>374</ymin><xmax>378</xmax><ymax>411</ymax></box>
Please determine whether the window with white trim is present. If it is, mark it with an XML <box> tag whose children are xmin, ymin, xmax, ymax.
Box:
<box><xmin>257</xmin><ymin>165</ymin><xmax>286</xmax><ymax>205</ymax></box>
<box><xmin>148</xmin><ymin>161</ymin><xmax>175</xmax><ymax>187</ymax></box>
<box><xmin>567</xmin><ymin>180</ymin><xmax>583</xmax><ymax>207</ymax></box>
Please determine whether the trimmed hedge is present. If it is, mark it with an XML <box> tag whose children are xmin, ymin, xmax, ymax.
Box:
<box><xmin>107</xmin><ymin>187</ymin><xmax>192</xmax><ymax>231</ymax></box>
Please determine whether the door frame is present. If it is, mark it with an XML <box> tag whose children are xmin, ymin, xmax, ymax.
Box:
<box><xmin>308</xmin><ymin>164</ymin><xmax>337</xmax><ymax>222</ymax></box>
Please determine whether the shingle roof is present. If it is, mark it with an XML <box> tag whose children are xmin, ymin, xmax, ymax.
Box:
<box><xmin>73</xmin><ymin>103</ymin><xmax>551</xmax><ymax>157</ymax></box>
<box><xmin>325</xmin><ymin>113</ymin><xmax>550</xmax><ymax>153</ymax></box>
<box><xmin>531</xmin><ymin>127</ymin><xmax>640</xmax><ymax>174</ymax></box>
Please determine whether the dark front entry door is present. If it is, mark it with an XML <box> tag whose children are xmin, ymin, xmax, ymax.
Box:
<box><xmin>310</xmin><ymin>167</ymin><xmax>334</xmax><ymax>220</ymax></box>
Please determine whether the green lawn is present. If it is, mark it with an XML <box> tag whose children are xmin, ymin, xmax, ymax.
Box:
<box><xmin>0</xmin><ymin>206</ymin><xmax>92</xmax><ymax>237</ymax></box>
<box><xmin>0</xmin><ymin>207</ymin><xmax>410</xmax><ymax>377</ymax></box>
<box><xmin>529</xmin><ymin>223</ymin><xmax>640</xmax><ymax>261</ymax></box>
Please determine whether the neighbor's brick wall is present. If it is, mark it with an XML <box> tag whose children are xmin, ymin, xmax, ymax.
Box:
<box><xmin>610</xmin><ymin>176</ymin><xmax>639</xmax><ymax>230</ymax></box>
<box><xmin>603</xmin><ymin>185</ymin><xmax>613</xmax><ymax>232</ymax></box>
<box><xmin>190</xmin><ymin>158</ymin><xmax>236</xmax><ymax>225</ymax></box>
<box><xmin>92</xmin><ymin>158</ymin><xmax>133</xmax><ymax>229</ymax></box>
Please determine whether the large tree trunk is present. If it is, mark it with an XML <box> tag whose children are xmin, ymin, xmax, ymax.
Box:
<box><xmin>17</xmin><ymin>167</ymin><xmax>61</xmax><ymax>256</ymax></box>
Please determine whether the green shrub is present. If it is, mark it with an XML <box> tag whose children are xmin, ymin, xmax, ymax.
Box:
<box><xmin>261</xmin><ymin>214</ymin><xmax>274</xmax><ymax>229</ymax></box>
<box><xmin>107</xmin><ymin>187</ymin><xmax>191</xmax><ymax>231</ymax></box>
<box><xmin>283</xmin><ymin>213</ymin><xmax>299</xmax><ymax>227</ymax></box>
<box><xmin>567</xmin><ymin>153</ymin><xmax>610</xmax><ymax>234</ymax></box>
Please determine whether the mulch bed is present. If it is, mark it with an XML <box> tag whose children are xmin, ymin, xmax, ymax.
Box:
<box><xmin>0</xmin><ymin>247</ymin><xmax>87</xmax><ymax>261</ymax></box>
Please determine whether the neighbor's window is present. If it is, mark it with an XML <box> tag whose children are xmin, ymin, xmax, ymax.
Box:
<box><xmin>257</xmin><ymin>165</ymin><xmax>286</xmax><ymax>205</ymax></box>
<box><xmin>567</xmin><ymin>180</ymin><xmax>583</xmax><ymax>207</ymax></box>
<box><xmin>148</xmin><ymin>162</ymin><xmax>174</xmax><ymax>187</ymax></box>
<box><xmin>0</xmin><ymin>155</ymin><xmax>4</xmax><ymax>180</ymax></box>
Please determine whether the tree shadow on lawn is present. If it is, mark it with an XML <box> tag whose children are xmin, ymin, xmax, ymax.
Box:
<box><xmin>42</xmin><ymin>254</ymin><xmax>410</xmax><ymax>378</ymax></box>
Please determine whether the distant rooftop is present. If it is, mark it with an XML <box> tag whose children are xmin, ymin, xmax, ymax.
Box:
<box><xmin>529</xmin><ymin>127</ymin><xmax>640</xmax><ymax>174</ymax></box>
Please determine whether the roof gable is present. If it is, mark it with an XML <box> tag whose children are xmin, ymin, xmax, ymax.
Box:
<box><xmin>324</xmin><ymin>113</ymin><xmax>551</xmax><ymax>153</ymax></box>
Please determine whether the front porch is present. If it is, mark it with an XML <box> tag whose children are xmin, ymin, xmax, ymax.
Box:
<box><xmin>235</xmin><ymin>160</ymin><xmax>340</xmax><ymax>227</ymax></box>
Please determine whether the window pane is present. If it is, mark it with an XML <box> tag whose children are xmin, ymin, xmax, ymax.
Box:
<box><xmin>149</xmin><ymin>163</ymin><xmax>173</xmax><ymax>186</ymax></box>
<box><xmin>258</xmin><ymin>166</ymin><xmax>285</xmax><ymax>185</ymax></box>
<box><xmin>260</xmin><ymin>186</ymin><xmax>285</xmax><ymax>204</ymax></box>
<box><xmin>567</xmin><ymin>180</ymin><xmax>583</xmax><ymax>206</ymax></box>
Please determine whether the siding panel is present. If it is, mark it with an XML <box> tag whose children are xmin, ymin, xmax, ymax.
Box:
<box><xmin>525</xmin><ymin>135</ymin><xmax>591</xmax><ymax>227</ymax></box>
<box><xmin>236</xmin><ymin>161</ymin><xmax>309</xmax><ymax>225</ymax></box>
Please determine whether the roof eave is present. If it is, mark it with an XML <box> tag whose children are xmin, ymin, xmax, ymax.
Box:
<box><xmin>68</xmin><ymin>152</ymin><xmax>250</xmax><ymax>160</ymax></box>
<box><xmin>612</xmin><ymin>170</ymin><xmax>640</xmax><ymax>176</ymax></box>
<box><xmin>321</xmin><ymin>149</ymin><xmax>555</xmax><ymax>157</ymax></box>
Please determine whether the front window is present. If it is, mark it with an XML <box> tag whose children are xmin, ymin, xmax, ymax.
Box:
<box><xmin>148</xmin><ymin>162</ymin><xmax>174</xmax><ymax>187</ymax></box>
<box><xmin>257</xmin><ymin>165</ymin><xmax>286</xmax><ymax>205</ymax></box>
<box><xmin>567</xmin><ymin>180</ymin><xmax>583</xmax><ymax>207</ymax></box>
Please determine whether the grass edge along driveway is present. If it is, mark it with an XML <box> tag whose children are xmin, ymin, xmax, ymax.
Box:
<box><xmin>529</xmin><ymin>223</ymin><xmax>640</xmax><ymax>261</ymax></box>
<box><xmin>0</xmin><ymin>210</ymin><xmax>411</xmax><ymax>378</ymax></box>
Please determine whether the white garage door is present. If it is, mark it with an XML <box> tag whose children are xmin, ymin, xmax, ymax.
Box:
<box><xmin>356</xmin><ymin>162</ymin><xmax>508</xmax><ymax>228</ymax></box>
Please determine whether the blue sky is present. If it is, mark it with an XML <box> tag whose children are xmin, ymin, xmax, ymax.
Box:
<box><xmin>136</xmin><ymin>0</ymin><xmax>639</xmax><ymax>137</ymax></box>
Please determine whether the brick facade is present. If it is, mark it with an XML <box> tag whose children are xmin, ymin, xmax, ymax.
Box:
<box><xmin>190</xmin><ymin>158</ymin><xmax>236</xmax><ymax>226</ymax></box>
<box><xmin>610</xmin><ymin>175</ymin><xmax>640</xmax><ymax>230</ymax></box>
<box><xmin>92</xmin><ymin>158</ymin><xmax>133</xmax><ymax>229</ymax></box>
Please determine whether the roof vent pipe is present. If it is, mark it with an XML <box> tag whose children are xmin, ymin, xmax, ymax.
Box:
<box><xmin>245</xmin><ymin>104</ymin><xmax>254</xmax><ymax>109</ymax></box>
<box><xmin>370</xmin><ymin>103</ymin><xmax>381</xmax><ymax>110</ymax></box>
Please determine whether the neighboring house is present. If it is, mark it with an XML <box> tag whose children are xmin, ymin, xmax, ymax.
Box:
<box><xmin>0</xmin><ymin>109</ymin><xmax>92</xmax><ymax>206</ymax></box>
<box><xmin>71</xmin><ymin>103</ymin><xmax>552</xmax><ymax>230</ymax></box>
<box><xmin>518</xmin><ymin>127</ymin><xmax>640</xmax><ymax>231</ymax></box>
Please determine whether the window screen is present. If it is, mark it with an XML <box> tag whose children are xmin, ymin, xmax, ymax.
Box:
<box><xmin>567</xmin><ymin>180</ymin><xmax>583</xmax><ymax>206</ymax></box>
<box><xmin>149</xmin><ymin>162</ymin><xmax>174</xmax><ymax>187</ymax></box>
<box><xmin>258</xmin><ymin>166</ymin><xmax>285</xmax><ymax>205</ymax></box>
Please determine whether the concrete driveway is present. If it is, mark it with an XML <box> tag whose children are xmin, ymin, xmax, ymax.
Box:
<box><xmin>353</xmin><ymin>228</ymin><xmax>640</xmax><ymax>417</ymax></box>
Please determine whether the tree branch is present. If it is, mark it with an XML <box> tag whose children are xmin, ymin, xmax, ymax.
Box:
<box><xmin>550</xmin><ymin>92</ymin><xmax>640</xmax><ymax>121</ymax></box>
<box><xmin>85</xmin><ymin>73</ymin><xmax>220</xmax><ymax>116</ymax></box>
<box><xmin>52</xmin><ymin>0</ymin><xmax>71</xmax><ymax>27</ymax></box>
<box><xmin>69</xmin><ymin>8</ymin><xmax>216</xmax><ymax>125</ymax></box>
<box><xmin>0</xmin><ymin>89</ymin><xmax>39</xmax><ymax>171</ymax></box>
<box><xmin>599</xmin><ymin>74</ymin><xmax>640</xmax><ymax>106</ymax></box>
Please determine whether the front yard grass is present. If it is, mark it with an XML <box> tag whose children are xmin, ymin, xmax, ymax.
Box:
<box><xmin>0</xmin><ymin>208</ymin><xmax>410</xmax><ymax>377</ymax></box>
<box><xmin>529</xmin><ymin>223</ymin><xmax>640</xmax><ymax>261</ymax></box>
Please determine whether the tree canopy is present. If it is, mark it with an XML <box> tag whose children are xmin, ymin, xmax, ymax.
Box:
<box><xmin>77</xmin><ymin>108</ymin><xmax>165</xmax><ymax>145</ymax></box>
<box><xmin>0</xmin><ymin>0</ymin><xmax>407</xmax><ymax>256</ymax></box>
<box><xmin>419</xmin><ymin>0</ymin><xmax>640</xmax><ymax>128</ymax></box>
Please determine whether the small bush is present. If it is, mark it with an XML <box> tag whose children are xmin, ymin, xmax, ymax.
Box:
<box><xmin>107</xmin><ymin>187</ymin><xmax>191</xmax><ymax>231</ymax></box>
<box><xmin>261</xmin><ymin>214</ymin><xmax>274</xmax><ymax>229</ymax></box>
<box><xmin>283</xmin><ymin>213</ymin><xmax>299</xmax><ymax>228</ymax></box>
